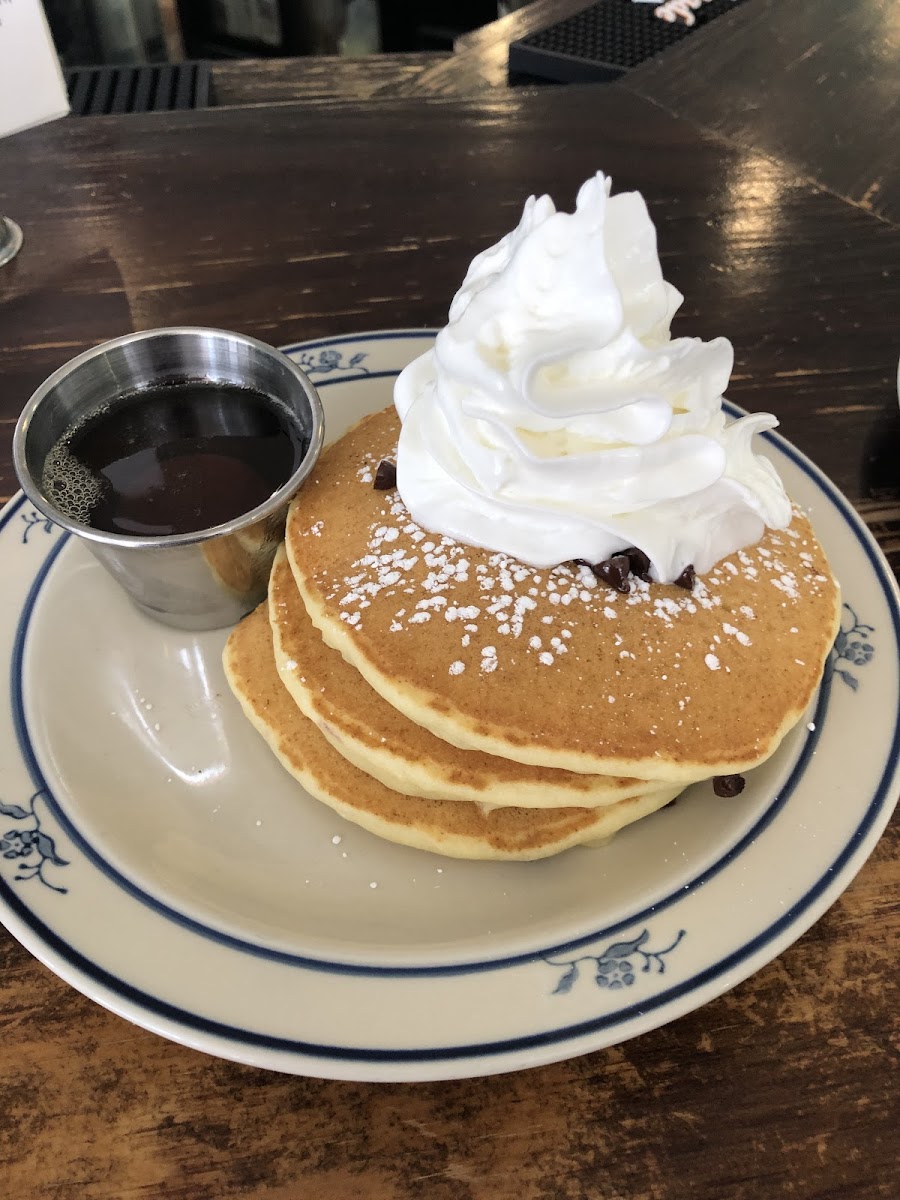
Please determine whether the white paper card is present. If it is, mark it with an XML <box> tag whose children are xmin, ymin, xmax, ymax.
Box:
<box><xmin>0</xmin><ymin>0</ymin><xmax>69</xmax><ymax>139</ymax></box>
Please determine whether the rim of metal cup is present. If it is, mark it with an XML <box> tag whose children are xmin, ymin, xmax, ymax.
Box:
<box><xmin>12</xmin><ymin>327</ymin><xmax>325</xmax><ymax>550</ymax></box>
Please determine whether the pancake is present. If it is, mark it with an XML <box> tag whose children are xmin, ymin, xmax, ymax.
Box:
<box><xmin>268</xmin><ymin>548</ymin><xmax>673</xmax><ymax>808</ymax></box>
<box><xmin>223</xmin><ymin>605</ymin><xmax>684</xmax><ymax>861</ymax></box>
<box><xmin>286</xmin><ymin>405</ymin><xmax>841</xmax><ymax>782</ymax></box>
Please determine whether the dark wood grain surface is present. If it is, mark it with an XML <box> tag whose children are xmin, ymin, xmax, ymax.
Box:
<box><xmin>396</xmin><ymin>0</ymin><xmax>900</xmax><ymax>228</ymax></box>
<box><xmin>211</xmin><ymin>52</ymin><xmax>452</xmax><ymax>107</ymax></box>
<box><xmin>0</xmin><ymin>78</ymin><xmax>898</xmax><ymax>1200</ymax></box>
<box><xmin>623</xmin><ymin>0</ymin><xmax>900</xmax><ymax>226</ymax></box>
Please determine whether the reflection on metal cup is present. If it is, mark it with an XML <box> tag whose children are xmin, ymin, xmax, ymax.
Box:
<box><xmin>13</xmin><ymin>327</ymin><xmax>325</xmax><ymax>630</ymax></box>
<box><xmin>0</xmin><ymin>216</ymin><xmax>23</xmax><ymax>267</ymax></box>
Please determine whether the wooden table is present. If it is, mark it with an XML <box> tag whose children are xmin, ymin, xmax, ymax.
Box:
<box><xmin>0</xmin><ymin>9</ymin><xmax>898</xmax><ymax>1197</ymax></box>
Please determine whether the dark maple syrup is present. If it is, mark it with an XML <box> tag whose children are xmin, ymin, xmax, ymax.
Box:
<box><xmin>42</xmin><ymin>382</ymin><xmax>306</xmax><ymax>536</ymax></box>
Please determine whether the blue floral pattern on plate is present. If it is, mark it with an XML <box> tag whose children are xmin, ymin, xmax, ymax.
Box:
<box><xmin>546</xmin><ymin>929</ymin><xmax>686</xmax><ymax>994</ymax></box>
<box><xmin>294</xmin><ymin>349</ymin><xmax>370</xmax><ymax>378</ymax></box>
<box><xmin>829</xmin><ymin>603</ymin><xmax>875</xmax><ymax>691</ymax></box>
<box><xmin>21</xmin><ymin>510</ymin><xmax>55</xmax><ymax>544</ymax></box>
<box><xmin>0</xmin><ymin>791</ymin><xmax>69</xmax><ymax>893</ymax></box>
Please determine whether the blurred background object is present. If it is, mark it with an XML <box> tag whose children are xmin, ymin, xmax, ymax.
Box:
<box><xmin>42</xmin><ymin>1</ymin><xmax>519</xmax><ymax>64</ymax></box>
<box><xmin>43</xmin><ymin>0</ymin><xmax>169</xmax><ymax>64</ymax></box>
<box><xmin>1</xmin><ymin>0</ymin><xmax>71</xmax><ymax>265</ymax></box>
<box><xmin>380</xmin><ymin>1</ymin><xmax>508</xmax><ymax>52</ymax></box>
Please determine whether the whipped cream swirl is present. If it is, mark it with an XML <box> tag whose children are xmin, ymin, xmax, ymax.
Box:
<box><xmin>394</xmin><ymin>172</ymin><xmax>791</xmax><ymax>581</ymax></box>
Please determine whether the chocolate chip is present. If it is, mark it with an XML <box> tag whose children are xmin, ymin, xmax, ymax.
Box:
<box><xmin>592</xmin><ymin>554</ymin><xmax>631</xmax><ymax>594</ymax></box>
<box><xmin>674</xmin><ymin>564</ymin><xmax>696</xmax><ymax>591</ymax></box>
<box><xmin>373</xmin><ymin>459</ymin><xmax>397</xmax><ymax>490</ymax></box>
<box><xmin>624</xmin><ymin>547</ymin><xmax>652</xmax><ymax>582</ymax></box>
<box><xmin>713</xmin><ymin>774</ymin><xmax>745</xmax><ymax>798</ymax></box>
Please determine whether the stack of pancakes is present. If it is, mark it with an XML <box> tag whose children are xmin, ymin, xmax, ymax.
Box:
<box><xmin>224</xmin><ymin>406</ymin><xmax>841</xmax><ymax>861</ymax></box>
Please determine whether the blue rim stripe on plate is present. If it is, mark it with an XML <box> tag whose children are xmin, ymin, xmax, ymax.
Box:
<box><xmin>3</xmin><ymin>331</ymin><xmax>899</xmax><ymax>1065</ymax></box>
<box><xmin>0</xmin><ymin>720</ymin><xmax>894</xmax><ymax>1064</ymax></box>
<box><xmin>10</xmin><ymin>547</ymin><xmax>831</xmax><ymax>977</ymax></box>
<box><xmin>5</xmin><ymin>353</ymin><xmax>840</xmax><ymax>976</ymax></box>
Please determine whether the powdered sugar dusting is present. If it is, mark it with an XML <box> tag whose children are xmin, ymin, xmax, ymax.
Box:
<box><xmin>356</xmin><ymin>457</ymin><xmax>376</xmax><ymax>484</ymax></box>
<box><xmin>480</xmin><ymin>645</ymin><xmax>498</xmax><ymax>674</ymax></box>
<box><xmin>722</xmin><ymin>622</ymin><xmax>752</xmax><ymax>647</ymax></box>
<box><xmin>310</xmin><ymin>485</ymin><xmax>828</xmax><ymax>685</ymax></box>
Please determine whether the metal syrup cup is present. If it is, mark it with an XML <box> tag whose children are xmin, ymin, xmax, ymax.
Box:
<box><xmin>13</xmin><ymin>327</ymin><xmax>325</xmax><ymax>630</ymax></box>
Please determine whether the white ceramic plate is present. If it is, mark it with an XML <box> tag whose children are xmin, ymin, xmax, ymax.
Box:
<box><xmin>1</xmin><ymin>331</ymin><xmax>897</xmax><ymax>1082</ymax></box>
